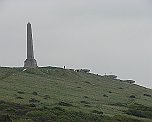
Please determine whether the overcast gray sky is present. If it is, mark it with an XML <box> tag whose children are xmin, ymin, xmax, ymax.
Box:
<box><xmin>0</xmin><ymin>0</ymin><xmax>152</xmax><ymax>88</ymax></box>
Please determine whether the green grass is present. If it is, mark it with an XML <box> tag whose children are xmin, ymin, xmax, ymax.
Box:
<box><xmin>0</xmin><ymin>66</ymin><xmax>152</xmax><ymax>122</ymax></box>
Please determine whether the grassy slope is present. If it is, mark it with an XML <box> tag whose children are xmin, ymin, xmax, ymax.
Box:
<box><xmin>0</xmin><ymin>67</ymin><xmax>152</xmax><ymax>122</ymax></box>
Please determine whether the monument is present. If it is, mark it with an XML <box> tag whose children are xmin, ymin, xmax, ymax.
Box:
<box><xmin>24</xmin><ymin>22</ymin><xmax>38</xmax><ymax>68</ymax></box>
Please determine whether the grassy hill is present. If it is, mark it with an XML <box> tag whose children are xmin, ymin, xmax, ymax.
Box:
<box><xmin>0</xmin><ymin>67</ymin><xmax>152</xmax><ymax>122</ymax></box>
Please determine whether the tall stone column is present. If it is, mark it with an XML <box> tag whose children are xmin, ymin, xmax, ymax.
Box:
<box><xmin>24</xmin><ymin>22</ymin><xmax>38</xmax><ymax>68</ymax></box>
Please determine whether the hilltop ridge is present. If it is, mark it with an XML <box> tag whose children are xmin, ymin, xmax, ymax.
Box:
<box><xmin>0</xmin><ymin>67</ymin><xmax>152</xmax><ymax>122</ymax></box>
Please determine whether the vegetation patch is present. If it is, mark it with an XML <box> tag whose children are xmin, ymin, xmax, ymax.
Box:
<box><xmin>16</xmin><ymin>96</ymin><xmax>24</xmax><ymax>99</ymax></box>
<box><xmin>29</xmin><ymin>98</ymin><xmax>40</xmax><ymax>103</ymax></box>
<box><xmin>143</xmin><ymin>93</ymin><xmax>151</xmax><ymax>97</ymax></box>
<box><xmin>84</xmin><ymin>104</ymin><xmax>91</xmax><ymax>107</ymax></box>
<box><xmin>126</xmin><ymin>103</ymin><xmax>152</xmax><ymax>119</ymax></box>
<box><xmin>17</xmin><ymin>91</ymin><xmax>25</xmax><ymax>94</ymax></box>
<box><xmin>0</xmin><ymin>114</ymin><xmax>12</xmax><ymax>122</ymax></box>
<box><xmin>91</xmin><ymin>110</ymin><xmax>103</xmax><ymax>115</ymax></box>
<box><xmin>32</xmin><ymin>92</ymin><xmax>38</xmax><ymax>96</ymax></box>
<box><xmin>43</xmin><ymin>95</ymin><xmax>50</xmax><ymax>100</ymax></box>
<box><xmin>0</xmin><ymin>99</ymin><xmax>150</xmax><ymax>122</ymax></box>
<box><xmin>83</xmin><ymin>81</ymin><xmax>91</xmax><ymax>84</ymax></box>
<box><xmin>129</xmin><ymin>95</ymin><xmax>136</xmax><ymax>98</ymax></box>
<box><xmin>83</xmin><ymin>96</ymin><xmax>89</xmax><ymax>98</ymax></box>
<box><xmin>0</xmin><ymin>67</ymin><xmax>152</xmax><ymax>122</ymax></box>
<box><xmin>57</xmin><ymin>101</ymin><xmax>73</xmax><ymax>107</ymax></box>
<box><xmin>26</xmin><ymin>106</ymin><xmax>103</xmax><ymax>122</ymax></box>
<box><xmin>109</xmin><ymin>91</ymin><xmax>112</xmax><ymax>93</ymax></box>
<box><xmin>80</xmin><ymin>101</ymin><xmax>90</xmax><ymax>104</ymax></box>
<box><xmin>29</xmin><ymin>103</ymin><xmax>36</xmax><ymax>108</ymax></box>
<box><xmin>109</xmin><ymin>102</ymin><xmax>127</xmax><ymax>107</ymax></box>
<box><xmin>103</xmin><ymin>94</ymin><xmax>108</xmax><ymax>97</ymax></box>
<box><xmin>112</xmin><ymin>115</ymin><xmax>141</xmax><ymax>122</ymax></box>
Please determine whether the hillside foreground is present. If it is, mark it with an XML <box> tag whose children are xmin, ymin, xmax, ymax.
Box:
<box><xmin>0</xmin><ymin>67</ymin><xmax>152</xmax><ymax>122</ymax></box>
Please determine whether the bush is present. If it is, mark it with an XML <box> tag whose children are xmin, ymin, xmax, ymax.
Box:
<box><xmin>28</xmin><ymin>103</ymin><xmax>36</xmax><ymax>107</ymax></box>
<box><xmin>29</xmin><ymin>98</ymin><xmax>40</xmax><ymax>103</ymax></box>
<box><xmin>109</xmin><ymin>102</ymin><xmax>127</xmax><ymax>107</ymax></box>
<box><xmin>57</xmin><ymin>101</ymin><xmax>73</xmax><ymax>107</ymax></box>
<box><xmin>0</xmin><ymin>114</ymin><xmax>12</xmax><ymax>122</ymax></box>
<box><xmin>84</xmin><ymin>105</ymin><xmax>91</xmax><ymax>107</ymax></box>
<box><xmin>103</xmin><ymin>94</ymin><xmax>108</xmax><ymax>97</ymax></box>
<box><xmin>43</xmin><ymin>95</ymin><xmax>50</xmax><ymax>99</ymax></box>
<box><xmin>91</xmin><ymin>110</ymin><xmax>103</xmax><ymax>115</ymax></box>
<box><xmin>51</xmin><ymin>107</ymin><xmax>66</xmax><ymax>116</ymax></box>
<box><xmin>84</xmin><ymin>96</ymin><xmax>89</xmax><ymax>98</ymax></box>
<box><xmin>32</xmin><ymin>92</ymin><xmax>38</xmax><ymax>95</ymax></box>
<box><xmin>17</xmin><ymin>91</ymin><xmax>25</xmax><ymax>94</ymax></box>
<box><xmin>16</xmin><ymin>96</ymin><xmax>24</xmax><ymax>99</ymax></box>
<box><xmin>26</xmin><ymin>107</ymin><xmax>103</xmax><ymax>122</ymax></box>
<box><xmin>109</xmin><ymin>91</ymin><xmax>112</xmax><ymax>93</ymax></box>
<box><xmin>119</xmin><ymin>87</ymin><xmax>123</xmax><ymax>89</ymax></box>
<box><xmin>126</xmin><ymin>103</ymin><xmax>152</xmax><ymax>119</ymax></box>
<box><xmin>129</xmin><ymin>95</ymin><xmax>136</xmax><ymax>98</ymax></box>
<box><xmin>80</xmin><ymin>101</ymin><xmax>90</xmax><ymax>104</ymax></box>
<box><xmin>112</xmin><ymin>115</ymin><xmax>141</xmax><ymax>122</ymax></box>
<box><xmin>0</xmin><ymin>101</ymin><xmax>9</xmax><ymax>110</ymax></box>
<box><xmin>26</xmin><ymin>110</ymin><xmax>57</xmax><ymax>121</ymax></box>
<box><xmin>143</xmin><ymin>93</ymin><xmax>151</xmax><ymax>97</ymax></box>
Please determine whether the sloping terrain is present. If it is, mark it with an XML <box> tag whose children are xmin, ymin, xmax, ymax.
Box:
<box><xmin>0</xmin><ymin>67</ymin><xmax>152</xmax><ymax>122</ymax></box>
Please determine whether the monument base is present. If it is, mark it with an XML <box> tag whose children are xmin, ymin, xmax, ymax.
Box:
<box><xmin>24</xmin><ymin>59</ymin><xmax>38</xmax><ymax>68</ymax></box>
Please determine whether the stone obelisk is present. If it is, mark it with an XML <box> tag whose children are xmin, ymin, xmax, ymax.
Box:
<box><xmin>24</xmin><ymin>22</ymin><xmax>38</xmax><ymax>68</ymax></box>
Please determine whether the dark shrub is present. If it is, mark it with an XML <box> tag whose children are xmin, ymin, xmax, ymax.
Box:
<box><xmin>84</xmin><ymin>81</ymin><xmax>91</xmax><ymax>84</ymax></box>
<box><xmin>80</xmin><ymin>101</ymin><xmax>90</xmax><ymax>104</ymax></box>
<box><xmin>29</xmin><ymin>103</ymin><xmax>36</xmax><ymax>107</ymax></box>
<box><xmin>110</xmin><ymin>103</ymin><xmax>127</xmax><ymax>107</ymax></box>
<box><xmin>84</xmin><ymin>105</ymin><xmax>91</xmax><ymax>107</ymax></box>
<box><xmin>126</xmin><ymin>109</ymin><xmax>152</xmax><ymax>119</ymax></box>
<box><xmin>113</xmin><ymin>115</ymin><xmax>141</xmax><ymax>122</ymax></box>
<box><xmin>51</xmin><ymin>107</ymin><xmax>66</xmax><ymax>116</ymax></box>
<box><xmin>0</xmin><ymin>100</ymin><xmax>6</xmax><ymax>104</ymax></box>
<box><xmin>126</xmin><ymin>103</ymin><xmax>152</xmax><ymax>119</ymax></box>
<box><xmin>109</xmin><ymin>91</ymin><xmax>112</xmax><ymax>93</ymax></box>
<box><xmin>91</xmin><ymin>110</ymin><xmax>103</xmax><ymax>115</ymax></box>
<box><xmin>129</xmin><ymin>95</ymin><xmax>136</xmax><ymax>98</ymax></box>
<box><xmin>119</xmin><ymin>87</ymin><xmax>123</xmax><ymax>89</ymax></box>
<box><xmin>43</xmin><ymin>95</ymin><xmax>50</xmax><ymax>99</ymax></box>
<box><xmin>84</xmin><ymin>96</ymin><xmax>89</xmax><ymax>98</ymax></box>
<box><xmin>29</xmin><ymin>98</ymin><xmax>40</xmax><ymax>103</ymax></box>
<box><xmin>0</xmin><ymin>114</ymin><xmax>12</xmax><ymax>122</ymax></box>
<box><xmin>17</xmin><ymin>91</ymin><xmax>25</xmax><ymax>94</ymax></box>
<box><xmin>26</xmin><ymin>110</ymin><xmax>57</xmax><ymax>121</ymax></box>
<box><xmin>0</xmin><ymin>102</ymin><xmax>9</xmax><ymax>110</ymax></box>
<box><xmin>57</xmin><ymin>101</ymin><xmax>73</xmax><ymax>107</ymax></box>
<box><xmin>32</xmin><ymin>92</ymin><xmax>38</xmax><ymax>95</ymax></box>
<box><xmin>16</xmin><ymin>96</ymin><xmax>23</xmax><ymax>99</ymax></box>
<box><xmin>143</xmin><ymin>93</ymin><xmax>151</xmax><ymax>97</ymax></box>
<box><xmin>103</xmin><ymin>94</ymin><xmax>108</xmax><ymax>97</ymax></box>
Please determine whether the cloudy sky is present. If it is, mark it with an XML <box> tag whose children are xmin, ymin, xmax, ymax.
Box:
<box><xmin>0</xmin><ymin>0</ymin><xmax>152</xmax><ymax>88</ymax></box>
